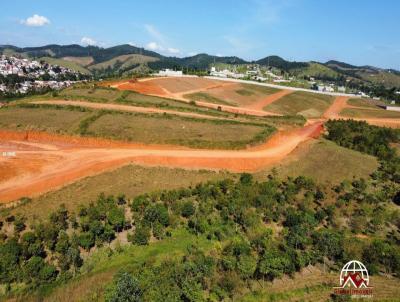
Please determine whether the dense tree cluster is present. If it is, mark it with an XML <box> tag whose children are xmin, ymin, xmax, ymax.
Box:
<box><xmin>0</xmin><ymin>120</ymin><xmax>399</xmax><ymax>300</ymax></box>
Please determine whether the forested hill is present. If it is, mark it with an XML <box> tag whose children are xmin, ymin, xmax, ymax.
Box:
<box><xmin>1</xmin><ymin>44</ymin><xmax>400</xmax><ymax>88</ymax></box>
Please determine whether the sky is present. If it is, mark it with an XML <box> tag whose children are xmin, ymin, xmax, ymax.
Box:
<box><xmin>1</xmin><ymin>0</ymin><xmax>399</xmax><ymax>69</ymax></box>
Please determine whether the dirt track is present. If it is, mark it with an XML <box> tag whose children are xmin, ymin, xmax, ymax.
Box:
<box><xmin>32</xmin><ymin>100</ymin><xmax>226</xmax><ymax>121</ymax></box>
<box><xmin>0</xmin><ymin>122</ymin><xmax>323</xmax><ymax>202</ymax></box>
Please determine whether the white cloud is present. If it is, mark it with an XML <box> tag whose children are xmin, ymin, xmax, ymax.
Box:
<box><xmin>167</xmin><ymin>47</ymin><xmax>180</xmax><ymax>55</ymax></box>
<box><xmin>144</xmin><ymin>24</ymin><xmax>182</xmax><ymax>56</ymax></box>
<box><xmin>81</xmin><ymin>36</ymin><xmax>97</xmax><ymax>46</ymax></box>
<box><xmin>128</xmin><ymin>41</ymin><xmax>136</xmax><ymax>46</ymax></box>
<box><xmin>146</xmin><ymin>41</ymin><xmax>163</xmax><ymax>51</ymax></box>
<box><xmin>21</xmin><ymin>14</ymin><xmax>50</xmax><ymax>27</ymax></box>
<box><xmin>187</xmin><ymin>52</ymin><xmax>198</xmax><ymax>57</ymax></box>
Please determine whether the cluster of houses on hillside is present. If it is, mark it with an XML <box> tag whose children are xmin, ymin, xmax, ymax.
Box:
<box><xmin>209</xmin><ymin>65</ymin><xmax>294</xmax><ymax>83</ymax></box>
<box><xmin>0</xmin><ymin>55</ymin><xmax>86</xmax><ymax>95</ymax></box>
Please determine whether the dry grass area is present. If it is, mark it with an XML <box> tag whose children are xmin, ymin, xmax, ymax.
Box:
<box><xmin>347</xmin><ymin>98</ymin><xmax>382</xmax><ymax>108</ymax></box>
<box><xmin>4</xmin><ymin>165</ymin><xmax>233</xmax><ymax>222</ymax></box>
<box><xmin>340</xmin><ymin>107</ymin><xmax>400</xmax><ymax>119</ymax></box>
<box><xmin>88</xmin><ymin>54</ymin><xmax>158</xmax><ymax>71</ymax></box>
<box><xmin>62</xmin><ymin>56</ymin><xmax>94</xmax><ymax>66</ymax></box>
<box><xmin>60</xmin><ymin>87</ymin><xmax>122</xmax><ymax>101</ymax></box>
<box><xmin>257</xmin><ymin>138</ymin><xmax>379</xmax><ymax>184</ymax></box>
<box><xmin>264</xmin><ymin>91</ymin><xmax>334</xmax><ymax>118</ymax></box>
<box><xmin>186</xmin><ymin>83</ymin><xmax>280</xmax><ymax>107</ymax></box>
<box><xmin>0</xmin><ymin>107</ymin><xmax>90</xmax><ymax>134</ymax></box>
<box><xmin>86</xmin><ymin>112</ymin><xmax>272</xmax><ymax>148</ymax></box>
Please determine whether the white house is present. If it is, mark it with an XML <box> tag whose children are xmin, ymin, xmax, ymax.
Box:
<box><xmin>157</xmin><ymin>69</ymin><xmax>183</xmax><ymax>77</ymax></box>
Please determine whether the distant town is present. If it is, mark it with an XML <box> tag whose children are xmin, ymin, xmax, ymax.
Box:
<box><xmin>0</xmin><ymin>55</ymin><xmax>88</xmax><ymax>96</ymax></box>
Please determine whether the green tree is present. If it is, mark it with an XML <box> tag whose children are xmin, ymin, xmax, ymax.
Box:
<box><xmin>105</xmin><ymin>272</ymin><xmax>142</xmax><ymax>302</ymax></box>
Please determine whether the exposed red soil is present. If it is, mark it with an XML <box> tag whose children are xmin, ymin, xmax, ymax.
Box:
<box><xmin>323</xmin><ymin>96</ymin><xmax>349</xmax><ymax>119</ymax></box>
<box><xmin>0</xmin><ymin>122</ymin><xmax>322</xmax><ymax>203</ymax></box>
<box><xmin>246</xmin><ymin>89</ymin><xmax>293</xmax><ymax>111</ymax></box>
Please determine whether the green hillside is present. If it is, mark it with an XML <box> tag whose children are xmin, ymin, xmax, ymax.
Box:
<box><xmin>39</xmin><ymin>57</ymin><xmax>91</xmax><ymax>74</ymax></box>
<box><xmin>88</xmin><ymin>54</ymin><xmax>159</xmax><ymax>73</ymax></box>
<box><xmin>291</xmin><ymin>62</ymin><xmax>340</xmax><ymax>79</ymax></box>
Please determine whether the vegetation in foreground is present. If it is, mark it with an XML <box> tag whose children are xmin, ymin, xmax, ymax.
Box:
<box><xmin>0</xmin><ymin>120</ymin><xmax>399</xmax><ymax>301</ymax></box>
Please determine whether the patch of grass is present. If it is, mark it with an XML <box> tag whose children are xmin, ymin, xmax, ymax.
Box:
<box><xmin>260</xmin><ymin>139</ymin><xmax>379</xmax><ymax>184</ymax></box>
<box><xmin>39</xmin><ymin>57</ymin><xmax>91</xmax><ymax>74</ymax></box>
<box><xmin>347</xmin><ymin>98</ymin><xmax>380</xmax><ymax>108</ymax></box>
<box><xmin>60</xmin><ymin>87</ymin><xmax>122</xmax><ymax>102</ymax></box>
<box><xmin>0</xmin><ymin>106</ymin><xmax>91</xmax><ymax>134</ymax></box>
<box><xmin>264</xmin><ymin>91</ymin><xmax>334</xmax><ymax>118</ymax></box>
<box><xmin>78</xmin><ymin>110</ymin><xmax>108</xmax><ymax>135</ymax></box>
<box><xmin>86</xmin><ymin>111</ymin><xmax>275</xmax><ymax>149</ymax></box>
<box><xmin>33</xmin><ymin>229</ymin><xmax>213</xmax><ymax>302</ymax></box>
<box><xmin>340</xmin><ymin>107</ymin><xmax>400</xmax><ymax>119</ymax></box>
<box><xmin>6</xmin><ymin>165</ymin><xmax>233</xmax><ymax>222</ymax></box>
<box><xmin>88</xmin><ymin>54</ymin><xmax>158</xmax><ymax>71</ymax></box>
<box><xmin>184</xmin><ymin>92</ymin><xmax>237</xmax><ymax>106</ymax></box>
<box><xmin>235</xmin><ymin>89</ymin><xmax>254</xmax><ymax>96</ymax></box>
<box><xmin>117</xmin><ymin>90</ymin><xmax>230</xmax><ymax>117</ymax></box>
<box><xmin>240</xmin><ymin>83</ymin><xmax>280</xmax><ymax>95</ymax></box>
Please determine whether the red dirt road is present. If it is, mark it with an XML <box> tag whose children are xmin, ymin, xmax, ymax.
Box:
<box><xmin>0</xmin><ymin>122</ymin><xmax>323</xmax><ymax>203</ymax></box>
<box><xmin>32</xmin><ymin>100</ymin><xmax>227</xmax><ymax>121</ymax></box>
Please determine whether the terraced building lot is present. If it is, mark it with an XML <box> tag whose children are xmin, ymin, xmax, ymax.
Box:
<box><xmin>184</xmin><ymin>83</ymin><xmax>281</xmax><ymax>107</ymax></box>
<box><xmin>59</xmin><ymin>86</ymin><xmax>230</xmax><ymax>117</ymax></box>
<box><xmin>86</xmin><ymin>112</ymin><xmax>274</xmax><ymax>149</ymax></box>
<box><xmin>0</xmin><ymin>105</ymin><xmax>275</xmax><ymax>149</ymax></box>
<box><xmin>148</xmin><ymin>76</ymin><xmax>220</xmax><ymax>93</ymax></box>
<box><xmin>264</xmin><ymin>91</ymin><xmax>334</xmax><ymax>118</ymax></box>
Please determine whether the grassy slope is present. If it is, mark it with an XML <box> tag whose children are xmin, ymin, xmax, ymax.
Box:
<box><xmin>39</xmin><ymin>57</ymin><xmax>91</xmax><ymax>74</ymax></box>
<box><xmin>358</xmin><ymin>70</ymin><xmax>400</xmax><ymax>88</ymax></box>
<box><xmin>291</xmin><ymin>62</ymin><xmax>340</xmax><ymax>79</ymax></box>
<box><xmin>0</xmin><ymin>103</ymin><xmax>274</xmax><ymax>148</ymax></box>
<box><xmin>347</xmin><ymin>98</ymin><xmax>381</xmax><ymax>108</ymax></box>
<box><xmin>62</xmin><ymin>56</ymin><xmax>94</xmax><ymax>66</ymax></box>
<box><xmin>0</xmin><ymin>106</ymin><xmax>91</xmax><ymax>134</ymax></box>
<box><xmin>59</xmin><ymin>87</ymin><xmax>233</xmax><ymax>117</ymax></box>
<box><xmin>4</xmin><ymin>165</ymin><xmax>233</xmax><ymax>223</ymax></box>
<box><xmin>264</xmin><ymin>91</ymin><xmax>334</xmax><ymax>118</ymax></box>
<box><xmin>86</xmin><ymin>112</ymin><xmax>273</xmax><ymax>149</ymax></box>
<box><xmin>340</xmin><ymin>107</ymin><xmax>400</xmax><ymax>119</ymax></box>
<box><xmin>183</xmin><ymin>91</ymin><xmax>237</xmax><ymax>106</ymax></box>
<box><xmin>88</xmin><ymin>54</ymin><xmax>158</xmax><ymax>71</ymax></box>
<box><xmin>32</xmin><ymin>229</ymin><xmax>214</xmax><ymax>302</ymax></box>
<box><xmin>261</xmin><ymin>138</ymin><xmax>379</xmax><ymax>184</ymax></box>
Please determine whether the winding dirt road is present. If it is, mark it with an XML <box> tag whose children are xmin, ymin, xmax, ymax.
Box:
<box><xmin>0</xmin><ymin>122</ymin><xmax>322</xmax><ymax>203</ymax></box>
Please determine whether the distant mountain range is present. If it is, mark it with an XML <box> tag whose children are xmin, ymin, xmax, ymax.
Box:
<box><xmin>1</xmin><ymin>44</ymin><xmax>399</xmax><ymax>88</ymax></box>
